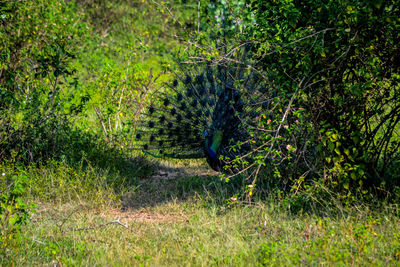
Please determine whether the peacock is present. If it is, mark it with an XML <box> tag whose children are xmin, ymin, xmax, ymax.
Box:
<box><xmin>135</xmin><ymin>50</ymin><xmax>270</xmax><ymax>172</ymax></box>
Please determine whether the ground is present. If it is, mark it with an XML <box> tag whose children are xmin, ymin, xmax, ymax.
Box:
<box><xmin>12</xmin><ymin>161</ymin><xmax>400</xmax><ymax>266</ymax></box>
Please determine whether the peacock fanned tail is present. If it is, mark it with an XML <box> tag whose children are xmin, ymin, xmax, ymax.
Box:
<box><xmin>135</xmin><ymin>53</ymin><xmax>271</xmax><ymax>172</ymax></box>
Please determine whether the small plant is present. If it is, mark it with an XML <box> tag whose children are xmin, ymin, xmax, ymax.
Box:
<box><xmin>0</xmin><ymin>169</ymin><xmax>36</xmax><ymax>256</ymax></box>
<box><xmin>258</xmin><ymin>241</ymin><xmax>279</xmax><ymax>264</ymax></box>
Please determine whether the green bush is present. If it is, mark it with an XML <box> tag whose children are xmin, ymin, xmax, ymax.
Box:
<box><xmin>201</xmin><ymin>0</ymin><xmax>400</xmax><ymax>197</ymax></box>
<box><xmin>0</xmin><ymin>0</ymin><xmax>90</xmax><ymax>162</ymax></box>
<box><xmin>255</xmin><ymin>0</ymin><xmax>399</xmax><ymax>186</ymax></box>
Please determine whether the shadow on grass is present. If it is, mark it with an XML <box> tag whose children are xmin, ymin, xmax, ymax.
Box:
<box><xmin>120</xmin><ymin>160</ymin><xmax>249</xmax><ymax>210</ymax></box>
<box><xmin>1</xmin><ymin>121</ymin><xmax>155</xmax><ymax>187</ymax></box>
<box><xmin>120</xmin><ymin>156</ymin><xmax>400</xmax><ymax>220</ymax></box>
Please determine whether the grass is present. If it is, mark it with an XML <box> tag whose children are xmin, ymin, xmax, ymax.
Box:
<box><xmin>2</xmin><ymin>1</ymin><xmax>400</xmax><ymax>266</ymax></box>
<box><xmin>3</xmin><ymin>160</ymin><xmax>400</xmax><ymax>266</ymax></box>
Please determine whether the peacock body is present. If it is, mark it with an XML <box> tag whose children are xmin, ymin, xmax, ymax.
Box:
<box><xmin>136</xmin><ymin>55</ymin><xmax>268</xmax><ymax>172</ymax></box>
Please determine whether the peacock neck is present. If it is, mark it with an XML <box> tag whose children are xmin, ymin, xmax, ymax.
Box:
<box><xmin>206</xmin><ymin>130</ymin><xmax>223</xmax><ymax>160</ymax></box>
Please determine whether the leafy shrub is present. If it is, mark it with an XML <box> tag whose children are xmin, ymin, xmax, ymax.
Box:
<box><xmin>0</xmin><ymin>0</ymin><xmax>90</xmax><ymax>162</ymax></box>
<box><xmin>194</xmin><ymin>0</ymin><xmax>400</xmax><ymax>197</ymax></box>
<box><xmin>247</xmin><ymin>0</ymin><xmax>400</xmax><ymax>192</ymax></box>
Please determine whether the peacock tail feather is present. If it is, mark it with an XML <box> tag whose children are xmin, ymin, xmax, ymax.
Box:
<box><xmin>135</xmin><ymin>49</ymin><xmax>272</xmax><ymax>172</ymax></box>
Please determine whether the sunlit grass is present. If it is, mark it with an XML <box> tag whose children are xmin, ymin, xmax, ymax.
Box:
<box><xmin>2</xmin><ymin>154</ymin><xmax>400</xmax><ymax>265</ymax></box>
<box><xmin>8</xmin><ymin>171</ymin><xmax>400</xmax><ymax>266</ymax></box>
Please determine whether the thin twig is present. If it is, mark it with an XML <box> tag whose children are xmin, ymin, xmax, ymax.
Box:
<box><xmin>197</xmin><ymin>0</ymin><xmax>200</xmax><ymax>33</ymax></box>
<box><xmin>0</xmin><ymin>182</ymin><xmax>14</xmax><ymax>194</ymax></box>
<box><xmin>250</xmin><ymin>77</ymin><xmax>306</xmax><ymax>186</ymax></box>
<box><xmin>71</xmin><ymin>218</ymin><xmax>135</xmax><ymax>233</ymax></box>
<box><xmin>150</xmin><ymin>0</ymin><xmax>183</xmax><ymax>26</ymax></box>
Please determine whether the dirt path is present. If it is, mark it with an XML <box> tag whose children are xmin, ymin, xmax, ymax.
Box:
<box><xmin>122</xmin><ymin>159</ymin><xmax>219</xmax><ymax>210</ymax></box>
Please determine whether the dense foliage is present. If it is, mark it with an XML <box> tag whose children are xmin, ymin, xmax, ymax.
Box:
<box><xmin>247</xmin><ymin>0</ymin><xmax>400</xmax><ymax>193</ymax></box>
<box><xmin>197</xmin><ymin>0</ymin><xmax>400</xmax><ymax>196</ymax></box>
<box><xmin>0</xmin><ymin>0</ymin><xmax>89</xmax><ymax>163</ymax></box>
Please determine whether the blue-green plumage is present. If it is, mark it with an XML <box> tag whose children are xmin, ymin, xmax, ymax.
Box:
<box><xmin>136</xmin><ymin>52</ymin><xmax>268</xmax><ymax>172</ymax></box>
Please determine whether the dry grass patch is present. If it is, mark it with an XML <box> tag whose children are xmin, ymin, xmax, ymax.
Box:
<box><xmin>97</xmin><ymin>207</ymin><xmax>188</xmax><ymax>224</ymax></box>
